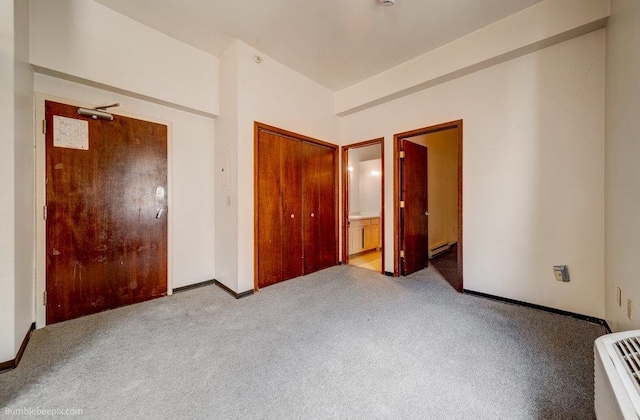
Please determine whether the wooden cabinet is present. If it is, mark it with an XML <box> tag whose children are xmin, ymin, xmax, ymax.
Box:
<box><xmin>349</xmin><ymin>221</ymin><xmax>366</xmax><ymax>254</ymax></box>
<box><xmin>369</xmin><ymin>218</ymin><xmax>380</xmax><ymax>250</ymax></box>
<box><xmin>256</xmin><ymin>123</ymin><xmax>337</xmax><ymax>289</ymax></box>
<box><xmin>348</xmin><ymin>217</ymin><xmax>380</xmax><ymax>255</ymax></box>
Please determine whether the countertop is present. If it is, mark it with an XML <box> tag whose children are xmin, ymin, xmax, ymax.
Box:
<box><xmin>348</xmin><ymin>214</ymin><xmax>380</xmax><ymax>221</ymax></box>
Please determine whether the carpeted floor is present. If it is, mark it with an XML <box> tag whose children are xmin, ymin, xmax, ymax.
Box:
<box><xmin>0</xmin><ymin>265</ymin><xmax>605</xmax><ymax>419</ymax></box>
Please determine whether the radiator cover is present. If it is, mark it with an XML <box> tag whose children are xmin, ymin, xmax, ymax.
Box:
<box><xmin>595</xmin><ymin>330</ymin><xmax>640</xmax><ymax>419</ymax></box>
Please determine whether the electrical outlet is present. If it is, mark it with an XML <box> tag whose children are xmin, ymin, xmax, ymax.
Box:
<box><xmin>554</xmin><ymin>270</ymin><xmax>564</xmax><ymax>282</ymax></box>
<box><xmin>553</xmin><ymin>265</ymin><xmax>569</xmax><ymax>282</ymax></box>
<box><xmin>617</xmin><ymin>287</ymin><xmax>622</xmax><ymax>306</ymax></box>
<box><xmin>627</xmin><ymin>299</ymin><xmax>633</xmax><ymax>320</ymax></box>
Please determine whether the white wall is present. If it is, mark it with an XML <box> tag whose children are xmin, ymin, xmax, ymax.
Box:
<box><xmin>0</xmin><ymin>0</ymin><xmax>17</xmax><ymax>362</ymax></box>
<box><xmin>232</xmin><ymin>41</ymin><xmax>340</xmax><ymax>293</ymax></box>
<box><xmin>29</xmin><ymin>0</ymin><xmax>219</xmax><ymax>116</ymax></box>
<box><xmin>0</xmin><ymin>0</ymin><xmax>34</xmax><ymax>363</ymax></box>
<box><xmin>347</xmin><ymin>145</ymin><xmax>382</xmax><ymax>215</ymax></box>
<box><xmin>26</xmin><ymin>0</ymin><xmax>218</xmax><ymax>324</ymax></box>
<box><xmin>14</xmin><ymin>0</ymin><xmax>34</xmax><ymax>354</ymax></box>
<box><xmin>358</xmin><ymin>159</ymin><xmax>382</xmax><ymax>216</ymax></box>
<box><xmin>342</xmin><ymin>30</ymin><xmax>605</xmax><ymax>318</ymax></box>
<box><xmin>348</xmin><ymin>165</ymin><xmax>360</xmax><ymax>214</ymax></box>
<box><xmin>605</xmin><ymin>0</ymin><xmax>640</xmax><ymax>331</ymax></box>
<box><xmin>336</xmin><ymin>0</ymin><xmax>609</xmax><ymax>116</ymax></box>
<box><xmin>214</xmin><ymin>42</ymin><xmax>240</xmax><ymax>291</ymax></box>
<box><xmin>33</xmin><ymin>74</ymin><xmax>216</xmax><ymax>304</ymax></box>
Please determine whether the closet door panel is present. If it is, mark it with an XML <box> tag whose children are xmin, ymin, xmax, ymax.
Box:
<box><xmin>280</xmin><ymin>136</ymin><xmax>304</xmax><ymax>281</ymax></box>
<box><xmin>255</xmin><ymin>122</ymin><xmax>338</xmax><ymax>289</ymax></box>
<box><xmin>302</xmin><ymin>142</ymin><xmax>337</xmax><ymax>274</ymax></box>
<box><xmin>302</xmin><ymin>141</ymin><xmax>321</xmax><ymax>274</ymax></box>
<box><xmin>316</xmin><ymin>145</ymin><xmax>337</xmax><ymax>270</ymax></box>
<box><xmin>257</xmin><ymin>131</ymin><xmax>284</xmax><ymax>288</ymax></box>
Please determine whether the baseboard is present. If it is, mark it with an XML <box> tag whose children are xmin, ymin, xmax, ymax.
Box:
<box><xmin>173</xmin><ymin>279</ymin><xmax>215</xmax><ymax>293</ymax></box>
<box><xmin>0</xmin><ymin>322</ymin><xmax>36</xmax><ymax>374</ymax></box>
<box><xmin>214</xmin><ymin>280</ymin><xmax>254</xmax><ymax>299</ymax></box>
<box><xmin>463</xmin><ymin>289</ymin><xmax>611</xmax><ymax>331</ymax></box>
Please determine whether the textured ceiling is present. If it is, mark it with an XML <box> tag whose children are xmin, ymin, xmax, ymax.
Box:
<box><xmin>95</xmin><ymin>0</ymin><xmax>544</xmax><ymax>91</ymax></box>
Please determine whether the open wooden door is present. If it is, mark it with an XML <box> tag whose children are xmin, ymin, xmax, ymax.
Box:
<box><xmin>45</xmin><ymin>100</ymin><xmax>168</xmax><ymax>324</ymax></box>
<box><xmin>400</xmin><ymin>140</ymin><xmax>429</xmax><ymax>275</ymax></box>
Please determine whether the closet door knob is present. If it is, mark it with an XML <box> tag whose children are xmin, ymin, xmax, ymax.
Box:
<box><xmin>290</xmin><ymin>214</ymin><xmax>295</xmax><ymax>218</ymax></box>
<box><xmin>311</xmin><ymin>213</ymin><xmax>315</xmax><ymax>217</ymax></box>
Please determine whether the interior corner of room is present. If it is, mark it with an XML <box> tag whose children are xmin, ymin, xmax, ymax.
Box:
<box><xmin>2</xmin><ymin>0</ymin><xmax>639</xmax><ymax>392</ymax></box>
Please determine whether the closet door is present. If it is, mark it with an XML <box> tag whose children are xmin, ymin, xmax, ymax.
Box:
<box><xmin>256</xmin><ymin>131</ymin><xmax>303</xmax><ymax>288</ymax></box>
<box><xmin>280</xmin><ymin>136</ymin><xmax>304</xmax><ymax>281</ymax></box>
<box><xmin>302</xmin><ymin>141</ymin><xmax>337</xmax><ymax>274</ymax></box>
<box><xmin>255</xmin><ymin>122</ymin><xmax>337</xmax><ymax>290</ymax></box>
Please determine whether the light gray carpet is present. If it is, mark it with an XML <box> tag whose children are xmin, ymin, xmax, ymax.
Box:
<box><xmin>0</xmin><ymin>265</ymin><xmax>605</xmax><ymax>419</ymax></box>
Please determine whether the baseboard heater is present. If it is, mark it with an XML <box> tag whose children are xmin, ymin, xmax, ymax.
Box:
<box><xmin>594</xmin><ymin>330</ymin><xmax>640</xmax><ymax>419</ymax></box>
<box><xmin>428</xmin><ymin>242</ymin><xmax>450</xmax><ymax>259</ymax></box>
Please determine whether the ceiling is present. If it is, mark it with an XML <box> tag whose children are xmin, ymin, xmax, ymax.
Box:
<box><xmin>94</xmin><ymin>0</ymin><xmax>544</xmax><ymax>91</ymax></box>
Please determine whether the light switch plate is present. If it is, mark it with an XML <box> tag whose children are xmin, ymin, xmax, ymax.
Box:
<box><xmin>617</xmin><ymin>287</ymin><xmax>622</xmax><ymax>306</ymax></box>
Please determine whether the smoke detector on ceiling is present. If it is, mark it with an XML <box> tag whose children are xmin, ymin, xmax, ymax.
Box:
<box><xmin>381</xmin><ymin>0</ymin><xmax>395</xmax><ymax>6</ymax></box>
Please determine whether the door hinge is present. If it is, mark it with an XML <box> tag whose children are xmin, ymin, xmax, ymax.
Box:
<box><xmin>42</xmin><ymin>119</ymin><xmax>46</xmax><ymax>134</ymax></box>
<box><xmin>399</xmin><ymin>201</ymin><xmax>405</xmax><ymax>208</ymax></box>
<box><xmin>43</xmin><ymin>205</ymin><xmax>47</xmax><ymax>220</ymax></box>
<box><xmin>399</xmin><ymin>151</ymin><xmax>405</xmax><ymax>158</ymax></box>
<box><xmin>400</xmin><ymin>250</ymin><xmax>405</xmax><ymax>258</ymax></box>
<box><xmin>43</xmin><ymin>291</ymin><xmax>47</xmax><ymax>306</ymax></box>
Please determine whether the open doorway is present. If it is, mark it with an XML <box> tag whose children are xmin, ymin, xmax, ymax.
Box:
<box><xmin>394</xmin><ymin>121</ymin><xmax>463</xmax><ymax>291</ymax></box>
<box><xmin>342</xmin><ymin>139</ymin><xmax>384</xmax><ymax>273</ymax></box>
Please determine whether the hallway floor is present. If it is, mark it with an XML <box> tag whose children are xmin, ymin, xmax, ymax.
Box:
<box><xmin>349</xmin><ymin>250</ymin><xmax>382</xmax><ymax>273</ymax></box>
<box><xmin>430</xmin><ymin>243</ymin><xmax>460</xmax><ymax>291</ymax></box>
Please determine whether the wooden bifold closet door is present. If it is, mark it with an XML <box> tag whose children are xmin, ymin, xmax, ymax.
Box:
<box><xmin>255</xmin><ymin>123</ymin><xmax>337</xmax><ymax>289</ymax></box>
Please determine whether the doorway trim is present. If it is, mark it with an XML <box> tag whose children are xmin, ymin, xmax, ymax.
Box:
<box><xmin>34</xmin><ymin>93</ymin><xmax>173</xmax><ymax>328</ymax></box>
<box><xmin>341</xmin><ymin>138</ymin><xmax>385</xmax><ymax>273</ymax></box>
<box><xmin>393</xmin><ymin>120</ymin><xmax>463</xmax><ymax>290</ymax></box>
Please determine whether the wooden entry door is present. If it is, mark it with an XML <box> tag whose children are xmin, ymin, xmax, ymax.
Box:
<box><xmin>45</xmin><ymin>100</ymin><xmax>168</xmax><ymax>324</ymax></box>
<box><xmin>400</xmin><ymin>140</ymin><xmax>429</xmax><ymax>275</ymax></box>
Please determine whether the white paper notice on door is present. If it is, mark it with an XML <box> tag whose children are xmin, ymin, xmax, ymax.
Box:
<box><xmin>53</xmin><ymin>115</ymin><xmax>89</xmax><ymax>150</ymax></box>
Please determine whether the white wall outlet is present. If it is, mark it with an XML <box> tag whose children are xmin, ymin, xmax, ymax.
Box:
<box><xmin>553</xmin><ymin>265</ymin><xmax>569</xmax><ymax>282</ymax></box>
<box><xmin>553</xmin><ymin>270</ymin><xmax>563</xmax><ymax>282</ymax></box>
<box><xmin>617</xmin><ymin>287</ymin><xmax>622</xmax><ymax>306</ymax></box>
<box><xmin>628</xmin><ymin>299</ymin><xmax>633</xmax><ymax>320</ymax></box>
